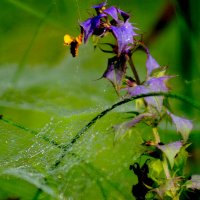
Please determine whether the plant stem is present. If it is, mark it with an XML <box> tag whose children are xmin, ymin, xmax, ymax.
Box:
<box><xmin>128</xmin><ymin>56</ymin><xmax>140</xmax><ymax>85</ymax></box>
<box><xmin>152</xmin><ymin>127</ymin><xmax>160</xmax><ymax>144</ymax></box>
<box><xmin>163</xmin><ymin>156</ymin><xmax>171</xmax><ymax>179</ymax></box>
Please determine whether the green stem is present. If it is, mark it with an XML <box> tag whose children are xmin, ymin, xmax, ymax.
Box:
<box><xmin>74</xmin><ymin>91</ymin><xmax>200</xmax><ymax>144</ymax></box>
<box><xmin>162</xmin><ymin>156</ymin><xmax>171</xmax><ymax>179</ymax></box>
<box><xmin>128</xmin><ymin>56</ymin><xmax>141</xmax><ymax>85</ymax></box>
<box><xmin>152</xmin><ymin>127</ymin><xmax>160</xmax><ymax>144</ymax></box>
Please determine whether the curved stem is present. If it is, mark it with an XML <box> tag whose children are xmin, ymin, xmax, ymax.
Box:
<box><xmin>50</xmin><ymin>92</ymin><xmax>200</xmax><ymax>169</ymax></box>
<box><xmin>76</xmin><ymin>92</ymin><xmax>200</xmax><ymax>139</ymax></box>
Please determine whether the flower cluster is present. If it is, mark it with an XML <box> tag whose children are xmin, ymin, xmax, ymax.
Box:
<box><xmin>64</xmin><ymin>1</ymin><xmax>192</xmax><ymax>142</ymax></box>
<box><xmin>64</xmin><ymin>2</ymin><xmax>197</xmax><ymax>199</ymax></box>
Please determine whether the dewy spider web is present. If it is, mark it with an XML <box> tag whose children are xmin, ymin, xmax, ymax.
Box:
<box><xmin>0</xmin><ymin>59</ymin><xmax>198</xmax><ymax>199</ymax></box>
<box><xmin>0</xmin><ymin>58</ymin><xmax>144</xmax><ymax>199</ymax></box>
<box><xmin>0</xmin><ymin>1</ymin><xmax>199</xmax><ymax>200</ymax></box>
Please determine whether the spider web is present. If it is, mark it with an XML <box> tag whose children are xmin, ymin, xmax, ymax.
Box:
<box><xmin>0</xmin><ymin>1</ymin><xmax>149</xmax><ymax>199</ymax></box>
<box><xmin>0</xmin><ymin>58</ymin><xmax>146</xmax><ymax>200</ymax></box>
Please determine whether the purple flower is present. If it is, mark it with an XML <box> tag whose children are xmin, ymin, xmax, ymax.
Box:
<box><xmin>146</xmin><ymin>53</ymin><xmax>160</xmax><ymax>77</ymax></box>
<box><xmin>128</xmin><ymin>76</ymin><xmax>172</xmax><ymax>111</ymax></box>
<box><xmin>80</xmin><ymin>14</ymin><xmax>106</xmax><ymax>43</ymax></box>
<box><xmin>147</xmin><ymin>76</ymin><xmax>171</xmax><ymax>92</ymax></box>
<box><xmin>111</xmin><ymin>21</ymin><xmax>137</xmax><ymax>54</ymax></box>
<box><xmin>117</xmin><ymin>9</ymin><xmax>130</xmax><ymax>22</ymax></box>
<box><xmin>103</xmin><ymin>6</ymin><xmax>130</xmax><ymax>22</ymax></box>
<box><xmin>103</xmin><ymin>55</ymin><xmax>128</xmax><ymax>91</ymax></box>
<box><xmin>104</xmin><ymin>6</ymin><xmax>118</xmax><ymax>21</ymax></box>
<box><xmin>167</xmin><ymin>111</ymin><xmax>193</xmax><ymax>142</ymax></box>
<box><xmin>92</xmin><ymin>2</ymin><xmax>107</xmax><ymax>9</ymax></box>
<box><xmin>79</xmin><ymin>3</ymin><xmax>137</xmax><ymax>55</ymax></box>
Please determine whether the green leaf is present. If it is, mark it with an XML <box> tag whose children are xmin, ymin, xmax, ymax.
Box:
<box><xmin>154</xmin><ymin>178</ymin><xmax>181</xmax><ymax>199</ymax></box>
<box><xmin>1</xmin><ymin>168</ymin><xmax>56</xmax><ymax>198</ymax></box>
<box><xmin>174</xmin><ymin>144</ymin><xmax>190</xmax><ymax>175</ymax></box>
<box><xmin>148</xmin><ymin>159</ymin><xmax>164</xmax><ymax>183</ymax></box>
<box><xmin>0</xmin><ymin>62</ymin><xmax>136</xmax><ymax>199</ymax></box>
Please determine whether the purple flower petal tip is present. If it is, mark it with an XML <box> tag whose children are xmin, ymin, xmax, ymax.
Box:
<box><xmin>167</xmin><ymin>111</ymin><xmax>193</xmax><ymax>141</ymax></box>
<box><xmin>104</xmin><ymin>6</ymin><xmax>118</xmax><ymax>21</ymax></box>
<box><xmin>146</xmin><ymin>54</ymin><xmax>160</xmax><ymax>77</ymax></box>
<box><xmin>92</xmin><ymin>2</ymin><xmax>107</xmax><ymax>9</ymax></box>
<box><xmin>117</xmin><ymin>9</ymin><xmax>130</xmax><ymax>22</ymax></box>
<box><xmin>127</xmin><ymin>76</ymin><xmax>172</xmax><ymax>111</ymax></box>
<box><xmin>111</xmin><ymin>21</ymin><xmax>136</xmax><ymax>53</ymax></box>
<box><xmin>80</xmin><ymin>14</ymin><xmax>106</xmax><ymax>43</ymax></box>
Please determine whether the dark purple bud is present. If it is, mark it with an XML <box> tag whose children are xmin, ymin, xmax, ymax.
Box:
<box><xmin>103</xmin><ymin>55</ymin><xmax>127</xmax><ymax>91</ymax></box>
<box><xmin>117</xmin><ymin>9</ymin><xmax>130</xmax><ymax>22</ymax></box>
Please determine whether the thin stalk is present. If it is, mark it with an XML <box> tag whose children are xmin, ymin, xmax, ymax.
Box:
<box><xmin>152</xmin><ymin>127</ymin><xmax>160</xmax><ymax>144</ymax></box>
<box><xmin>128</xmin><ymin>56</ymin><xmax>141</xmax><ymax>85</ymax></box>
<box><xmin>162</xmin><ymin>156</ymin><xmax>171</xmax><ymax>179</ymax></box>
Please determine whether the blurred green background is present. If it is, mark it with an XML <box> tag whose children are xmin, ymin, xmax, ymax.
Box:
<box><xmin>0</xmin><ymin>0</ymin><xmax>200</xmax><ymax>199</ymax></box>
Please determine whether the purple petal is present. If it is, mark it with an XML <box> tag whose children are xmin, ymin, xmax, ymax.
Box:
<box><xmin>103</xmin><ymin>56</ymin><xmax>127</xmax><ymax>91</ymax></box>
<box><xmin>127</xmin><ymin>85</ymin><xmax>147</xmax><ymax>96</ymax></box>
<box><xmin>111</xmin><ymin>21</ymin><xmax>136</xmax><ymax>53</ymax></box>
<box><xmin>145</xmin><ymin>76</ymin><xmax>171</xmax><ymax>110</ymax></box>
<box><xmin>128</xmin><ymin>76</ymin><xmax>171</xmax><ymax>111</ymax></box>
<box><xmin>157</xmin><ymin>141</ymin><xmax>183</xmax><ymax>167</ymax></box>
<box><xmin>146</xmin><ymin>76</ymin><xmax>171</xmax><ymax>92</ymax></box>
<box><xmin>167</xmin><ymin>111</ymin><xmax>193</xmax><ymax>142</ymax></box>
<box><xmin>128</xmin><ymin>84</ymin><xmax>163</xmax><ymax>111</ymax></box>
<box><xmin>92</xmin><ymin>2</ymin><xmax>107</xmax><ymax>9</ymax></box>
<box><xmin>104</xmin><ymin>7</ymin><xmax>130</xmax><ymax>22</ymax></box>
<box><xmin>117</xmin><ymin>9</ymin><xmax>130</xmax><ymax>22</ymax></box>
<box><xmin>186</xmin><ymin>175</ymin><xmax>200</xmax><ymax>190</ymax></box>
<box><xmin>146</xmin><ymin>53</ymin><xmax>160</xmax><ymax>77</ymax></box>
<box><xmin>80</xmin><ymin>14</ymin><xmax>106</xmax><ymax>43</ymax></box>
<box><xmin>104</xmin><ymin>6</ymin><xmax>118</xmax><ymax>21</ymax></box>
